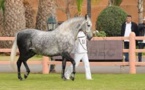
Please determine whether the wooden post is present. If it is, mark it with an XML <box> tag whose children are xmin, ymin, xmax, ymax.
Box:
<box><xmin>42</xmin><ymin>56</ymin><xmax>49</xmax><ymax>74</ymax></box>
<box><xmin>129</xmin><ymin>32</ymin><xmax>136</xmax><ymax>74</ymax></box>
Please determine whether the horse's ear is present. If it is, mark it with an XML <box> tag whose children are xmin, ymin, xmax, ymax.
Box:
<box><xmin>85</xmin><ymin>14</ymin><xmax>88</xmax><ymax>20</ymax></box>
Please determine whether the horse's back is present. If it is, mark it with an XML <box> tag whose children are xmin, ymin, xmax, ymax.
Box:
<box><xmin>16</xmin><ymin>29</ymin><xmax>58</xmax><ymax>55</ymax></box>
<box><xmin>17</xmin><ymin>29</ymin><xmax>41</xmax><ymax>35</ymax></box>
<box><xmin>17</xmin><ymin>29</ymin><xmax>47</xmax><ymax>39</ymax></box>
<box><xmin>17</xmin><ymin>29</ymin><xmax>35</xmax><ymax>43</ymax></box>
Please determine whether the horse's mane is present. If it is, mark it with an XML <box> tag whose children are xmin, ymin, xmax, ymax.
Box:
<box><xmin>56</xmin><ymin>16</ymin><xmax>84</xmax><ymax>31</ymax></box>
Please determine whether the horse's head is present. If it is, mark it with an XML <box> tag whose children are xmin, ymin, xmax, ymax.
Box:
<box><xmin>81</xmin><ymin>14</ymin><xmax>93</xmax><ymax>40</ymax></box>
<box><xmin>56</xmin><ymin>14</ymin><xmax>93</xmax><ymax>40</ymax></box>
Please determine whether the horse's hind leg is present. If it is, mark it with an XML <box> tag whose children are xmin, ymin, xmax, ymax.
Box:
<box><xmin>23</xmin><ymin>61</ymin><xmax>30</xmax><ymax>79</ymax></box>
<box><xmin>17</xmin><ymin>56</ymin><xmax>30</xmax><ymax>80</ymax></box>
<box><xmin>23</xmin><ymin>51</ymin><xmax>35</xmax><ymax>79</ymax></box>
<box><xmin>17</xmin><ymin>50</ymin><xmax>35</xmax><ymax>80</ymax></box>
<box><xmin>17</xmin><ymin>57</ymin><xmax>23</xmax><ymax>80</ymax></box>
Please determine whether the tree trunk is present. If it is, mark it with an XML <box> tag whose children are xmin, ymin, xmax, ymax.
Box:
<box><xmin>65</xmin><ymin>0</ymin><xmax>71</xmax><ymax>19</ymax></box>
<box><xmin>35</xmin><ymin>0</ymin><xmax>52</xmax><ymax>31</ymax></box>
<box><xmin>1</xmin><ymin>0</ymin><xmax>26</xmax><ymax>48</ymax></box>
<box><xmin>108</xmin><ymin>0</ymin><xmax>112</xmax><ymax>6</ymax></box>
<box><xmin>108</xmin><ymin>0</ymin><xmax>123</xmax><ymax>6</ymax></box>
<box><xmin>50</xmin><ymin>1</ymin><xmax>57</xmax><ymax>23</ymax></box>
<box><xmin>55</xmin><ymin>0</ymin><xmax>74</xmax><ymax>19</ymax></box>
<box><xmin>23</xmin><ymin>0</ymin><xmax>35</xmax><ymax>28</ymax></box>
<box><xmin>0</xmin><ymin>10</ymin><xmax>3</xmax><ymax>36</ymax></box>
<box><xmin>138</xmin><ymin>0</ymin><xmax>144</xmax><ymax>23</ymax></box>
<box><xmin>87</xmin><ymin>0</ymin><xmax>91</xmax><ymax>18</ymax></box>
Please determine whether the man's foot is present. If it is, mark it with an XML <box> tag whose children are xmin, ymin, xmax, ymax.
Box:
<box><xmin>66</xmin><ymin>77</ymin><xmax>70</xmax><ymax>80</ymax></box>
<box><xmin>65</xmin><ymin>73</ymin><xmax>70</xmax><ymax>80</ymax></box>
<box><xmin>86</xmin><ymin>78</ymin><xmax>93</xmax><ymax>80</ymax></box>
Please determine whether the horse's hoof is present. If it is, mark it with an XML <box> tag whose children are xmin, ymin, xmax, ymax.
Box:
<box><xmin>70</xmin><ymin>76</ymin><xmax>75</xmax><ymax>81</ymax></box>
<box><xmin>24</xmin><ymin>74</ymin><xmax>28</xmax><ymax>79</ymax></box>
<box><xmin>62</xmin><ymin>76</ymin><xmax>67</xmax><ymax>81</ymax></box>
<box><xmin>70</xmin><ymin>73</ymin><xmax>75</xmax><ymax>81</ymax></box>
<box><xmin>18</xmin><ymin>77</ymin><xmax>23</xmax><ymax>81</ymax></box>
<box><xmin>70</xmin><ymin>74</ymin><xmax>75</xmax><ymax>81</ymax></box>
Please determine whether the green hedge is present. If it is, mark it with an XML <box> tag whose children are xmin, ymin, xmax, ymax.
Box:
<box><xmin>96</xmin><ymin>6</ymin><xmax>127</xmax><ymax>36</ymax></box>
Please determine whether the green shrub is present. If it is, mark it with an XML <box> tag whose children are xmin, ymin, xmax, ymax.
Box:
<box><xmin>96</xmin><ymin>6</ymin><xmax>127</xmax><ymax>36</ymax></box>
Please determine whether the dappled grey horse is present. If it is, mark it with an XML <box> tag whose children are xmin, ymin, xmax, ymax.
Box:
<box><xmin>10</xmin><ymin>15</ymin><xmax>93</xmax><ymax>81</ymax></box>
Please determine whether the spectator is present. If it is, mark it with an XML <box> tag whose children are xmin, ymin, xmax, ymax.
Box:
<box><xmin>121</xmin><ymin>15</ymin><xmax>138</xmax><ymax>62</ymax></box>
<box><xmin>138</xmin><ymin>18</ymin><xmax>145</xmax><ymax>62</ymax></box>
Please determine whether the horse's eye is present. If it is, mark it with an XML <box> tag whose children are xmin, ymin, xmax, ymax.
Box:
<box><xmin>87</xmin><ymin>25</ymin><xmax>90</xmax><ymax>27</ymax></box>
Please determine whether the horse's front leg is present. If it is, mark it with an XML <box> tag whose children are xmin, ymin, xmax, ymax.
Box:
<box><xmin>70</xmin><ymin>58</ymin><xmax>76</xmax><ymax>81</ymax></box>
<box><xmin>63</xmin><ymin>52</ymin><xmax>76</xmax><ymax>81</ymax></box>
<box><xmin>61</xmin><ymin>56</ymin><xmax>67</xmax><ymax>80</ymax></box>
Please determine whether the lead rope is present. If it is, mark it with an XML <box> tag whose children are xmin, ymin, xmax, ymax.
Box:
<box><xmin>75</xmin><ymin>20</ymin><xmax>87</xmax><ymax>40</ymax></box>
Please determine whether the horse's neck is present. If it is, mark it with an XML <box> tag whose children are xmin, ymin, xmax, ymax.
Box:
<box><xmin>46</xmin><ymin>17</ymin><xmax>85</xmax><ymax>40</ymax></box>
<box><xmin>71</xmin><ymin>20</ymin><xmax>85</xmax><ymax>39</ymax></box>
<box><xmin>71</xmin><ymin>28</ymin><xmax>80</xmax><ymax>40</ymax></box>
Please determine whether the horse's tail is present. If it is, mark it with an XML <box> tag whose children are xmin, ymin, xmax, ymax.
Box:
<box><xmin>10</xmin><ymin>34</ymin><xmax>18</xmax><ymax>70</ymax></box>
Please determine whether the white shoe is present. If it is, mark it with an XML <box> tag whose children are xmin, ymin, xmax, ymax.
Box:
<box><xmin>65</xmin><ymin>74</ymin><xmax>70</xmax><ymax>80</ymax></box>
<box><xmin>66</xmin><ymin>77</ymin><xmax>70</xmax><ymax>80</ymax></box>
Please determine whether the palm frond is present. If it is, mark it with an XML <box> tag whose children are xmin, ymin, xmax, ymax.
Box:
<box><xmin>76</xmin><ymin>0</ymin><xmax>83</xmax><ymax>15</ymax></box>
<box><xmin>0</xmin><ymin>0</ymin><xmax>5</xmax><ymax>11</ymax></box>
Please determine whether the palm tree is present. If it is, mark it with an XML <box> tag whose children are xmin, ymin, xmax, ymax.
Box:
<box><xmin>55</xmin><ymin>0</ymin><xmax>75</xmax><ymax>19</ymax></box>
<box><xmin>23</xmin><ymin>0</ymin><xmax>35</xmax><ymax>28</ymax></box>
<box><xmin>65</xmin><ymin>0</ymin><xmax>72</xmax><ymax>19</ymax></box>
<box><xmin>76</xmin><ymin>0</ymin><xmax>83</xmax><ymax>16</ymax></box>
<box><xmin>1</xmin><ymin>0</ymin><xmax>26</xmax><ymax>48</ymax></box>
<box><xmin>0</xmin><ymin>10</ymin><xmax>3</xmax><ymax>36</ymax></box>
<box><xmin>87</xmin><ymin>0</ymin><xmax>91</xmax><ymax>17</ymax></box>
<box><xmin>0</xmin><ymin>0</ymin><xmax>4</xmax><ymax>11</ymax></box>
<box><xmin>35</xmin><ymin>0</ymin><xmax>53</xmax><ymax>31</ymax></box>
<box><xmin>77</xmin><ymin>0</ymin><xmax>101</xmax><ymax>17</ymax></box>
<box><xmin>108</xmin><ymin>0</ymin><xmax>122</xmax><ymax>6</ymax></box>
<box><xmin>0</xmin><ymin>0</ymin><xmax>4</xmax><ymax>36</ymax></box>
<box><xmin>108</xmin><ymin>0</ymin><xmax>113</xmax><ymax>6</ymax></box>
<box><xmin>138</xmin><ymin>0</ymin><xmax>144</xmax><ymax>23</ymax></box>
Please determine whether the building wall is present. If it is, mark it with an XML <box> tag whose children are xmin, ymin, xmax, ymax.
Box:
<box><xmin>24</xmin><ymin>0</ymin><xmax>145</xmax><ymax>29</ymax></box>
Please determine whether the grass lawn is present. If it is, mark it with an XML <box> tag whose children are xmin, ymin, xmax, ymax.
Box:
<box><xmin>0</xmin><ymin>73</ymin><xmax>145</xmax><ymax>90</ymax></box>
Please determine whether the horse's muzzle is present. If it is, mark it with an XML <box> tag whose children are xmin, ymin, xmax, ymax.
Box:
<box><xmin>87</xmin><ymin>36</ymin><xmax>93</xmax><ymax>40</ymax></box>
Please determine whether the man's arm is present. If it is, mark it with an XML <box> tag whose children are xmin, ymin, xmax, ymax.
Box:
<box><xmin>121</xmin><ymin>23</ymin><xmax>125</xmax><ymax>36</ymax></box>
<box><xmin>132</xmin><ymin>22</ymin><xmax>138</xmax><ymax>36</ymax></box>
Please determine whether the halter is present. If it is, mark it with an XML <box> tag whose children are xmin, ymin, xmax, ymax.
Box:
<box><xmin>85</xmin><ymin>22</ymin><xmax>91</xmax><ymax>33</ymax></box>
<box><xmin>75</xmin><ymin>20</ymin><xmax>89</xmax><ymax>40</ymax></box>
